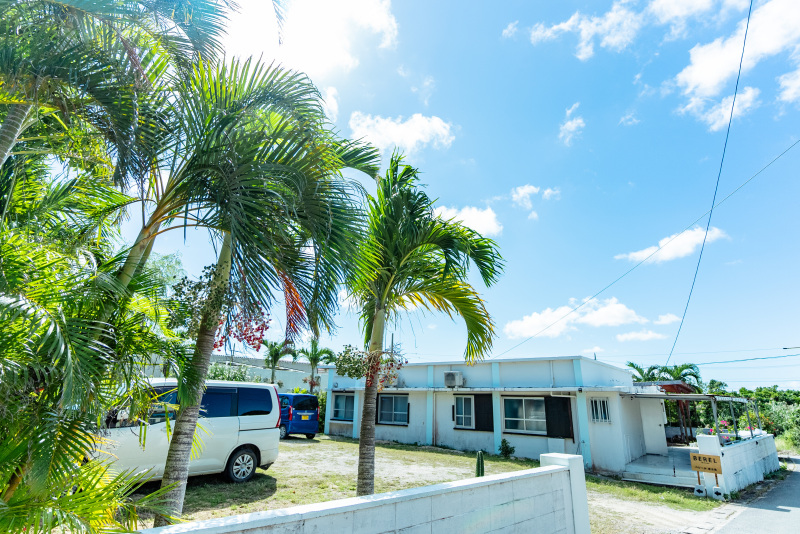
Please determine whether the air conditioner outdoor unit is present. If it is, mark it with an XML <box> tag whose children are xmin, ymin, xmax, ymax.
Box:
<box><xmin>444</xmin><ymin>371</ymin><xmax>463</xmax><ymax>388</ymax></box>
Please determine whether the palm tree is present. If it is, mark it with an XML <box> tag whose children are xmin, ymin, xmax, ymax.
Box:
<box><xmin>347</xmin><ymin>153</ymin><xmax>503</xmax><ymax>495</ymax></box>
<box><xmin>0</xmin><ymin>163</ymin><xmax>180</xmax><ymax>531</ymax></box>
<box><xmin>263</xmin><ymin>340</ymin><xmax>295</xmax><ymax>384</ymax></box>
<box><xmin>660</xmin><ymin>363</ymin><xmax>702</xmax><ymax>390</ymax></box>
<box><xmin>297</xmin><ymin>338</ymin><xmax>335</xmax><ymax>393</ymax></box>
<box><xmin>626</xmin><ymin>362</ymin><xmax>662</xmax><ymax>382</ymax></box>
<box><xmin>151</xmin><ymin>60</ymin><xmax>380</xmax><ymax>525</ymax></box>
<box><xmin>0</xmin><ymin>0</ymin><xmax>234</xmax><ymax>209</ymax></box>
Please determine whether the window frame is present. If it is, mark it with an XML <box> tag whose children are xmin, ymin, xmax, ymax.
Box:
<box><xmin>502</xmin><ymin>396</ymin><xmax>547</xmax><ymax>435</ymax></box>
<box><xmin>332</xmin><ymin>393</ymin><xmax>355</xmax><ymax>422</ymax></box>
<box><xmin>377</xmin><ymin>394</ymin><xmax>409</xmax><ymax>426</ymax></box>
<box><xmin>454</xmin><ymin>395</ymin><xmax>475</xmax><ymax>430</ymax></box>
<box><xmin>590</xmin><ymin>397</ymin><xmax>611</xmax><ymax>423</ymax></box>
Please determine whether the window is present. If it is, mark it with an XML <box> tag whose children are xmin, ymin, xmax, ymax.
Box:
<box><xmin>455</xmin><ymin>396</ymin><xmax>474</xmax><ymax>429</ymax></box>
<box><xmin>293</xmin><ymin>396</ymin><xmax>319</xmax><ymax>411</ymax></box>
<box><xmin>200</xmin><ymin>388</ymin><xmax>235</xmax><ymax>418</ymax></box>
<box><xmin>238</xmin><ymin>387</ymin><xmax>272</xmax><ymax>416</ymax></box>
<box><xmin>332</xmin><ymin>394</ymin><xmax>354</xmax><ymax>421</ymax></box>
<box><xmin>503</xmin><ymin>397</ymin><xmax>546</xmax><ymax>434</ymax></box>
<box><xmin>378</xmin><ymin>394</ymin><xmax>408</xmax><ymax>425</ymax></box>
<box><xmin>590</xmin><ymin>398</ymin><xmax>611</xmax><ymax>423</ymax></box>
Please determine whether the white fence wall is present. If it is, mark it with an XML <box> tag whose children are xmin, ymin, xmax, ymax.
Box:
<box><xmin>696</xmin><ymin>434</ymin><xmax>780</xmax><ymax>494</ymax></box>
<box><xmin>141</xmin><ymin>454</ymin><xmax>589</xmax><ymax>534</ymax></box>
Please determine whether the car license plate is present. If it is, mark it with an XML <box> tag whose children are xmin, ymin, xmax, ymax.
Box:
<box><xmin>302</xmin><ymin>415</ymin><xmax>309</xmax><ymax>420</ymax></box>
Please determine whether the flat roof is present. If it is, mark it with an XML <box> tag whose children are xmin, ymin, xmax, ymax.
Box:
<box><xmin>321</xmin><ymin>355</ymin><xmax>628</xmax><ymax>373</ymax></box>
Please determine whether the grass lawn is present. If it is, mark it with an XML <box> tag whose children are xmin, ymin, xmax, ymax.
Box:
<box><xmin>137</xmin><ymin>434</ymin><xmax>723</xmax><ymax>530</ymax></box>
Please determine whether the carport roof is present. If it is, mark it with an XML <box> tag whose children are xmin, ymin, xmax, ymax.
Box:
<box><xmin>626</xmin><ymin>392</ymin><xmax>751</xmax><ymax>403</ymax></box>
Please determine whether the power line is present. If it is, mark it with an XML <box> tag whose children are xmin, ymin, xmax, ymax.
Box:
<box><xmin>696</xmin><ymin>353</ymin><xmax>800</xmax><ymax>366</ymax></box>
<box><xmin>665</xmin><ymin>0</ymin><xmax>754</xmax><ymax>366</ymax></box>
<box><xmin>494</xmin><ymin>88</ymin><xmax>799</xmax><ymax>357</ymax></box>
<box><xmin>493</xmin><ymin>130</ymin><xmax>799</xmax><ymax>358</ymax></box>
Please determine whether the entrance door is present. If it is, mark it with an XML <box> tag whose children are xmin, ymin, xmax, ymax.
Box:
<box><xmin>640</xmin><ymin>399</ymin><xmax>668</xmax><ymax>456</ymax></box>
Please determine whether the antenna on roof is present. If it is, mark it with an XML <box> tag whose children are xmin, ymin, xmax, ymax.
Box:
<box><xmin>594</xmin><ymin>353</ymin><xmax>597</xmax><ymax>360</ymax></box>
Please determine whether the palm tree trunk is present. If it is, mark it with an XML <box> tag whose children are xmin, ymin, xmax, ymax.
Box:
<box><xmin>153</xmin><ymin>233</ymin><xmax>232</xmax><ymax>527</ymax></box>
<box><xmin>271</xmin><ymin>364</ymin><xmax>276</xmax><ymax>384</ymax></box>
<box><xmin>356</xmin><ymin>305</ymin><xmax>385</xmax><ymax>496</ymax></box>
<box><xmin>0</xmin><ymin>103</ymin><xmax>34</xmax><ymax>221</ymax></box>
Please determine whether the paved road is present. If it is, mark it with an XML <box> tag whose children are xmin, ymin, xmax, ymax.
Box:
<box><xmin>717</xmin><ymin>468</ymin><xmax>800</xmax><ymax>533</ymax></box>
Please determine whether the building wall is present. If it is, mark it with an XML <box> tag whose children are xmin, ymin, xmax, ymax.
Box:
<box><xmin>618</xmin><ymin>396</ymin><xmax>646</xmax><ymax>464</ymax></box>
<box><xmin>584</xmin><ymin>393</ymin><xmax>628</xmax><ymax>473</ymax></box>
<box><xmin>141</xmin><ymin>458</ymin><xmax>590</xmax><ymax>534</ymax></box>
<box><xmin>433</xmin><ymin>391</ymin><xmax>495</xmax><ymax>452</ymax></box>
<box><xmin>375</xmin><ymin>391</ymin><xmax>428</xmax><ymax>445</ymax></box>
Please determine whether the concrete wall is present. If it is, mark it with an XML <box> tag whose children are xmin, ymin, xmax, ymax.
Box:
<box><xmin>618</xmin><ymin>396</ymin><xmax>646</xmax><ymax>464</ymax></box>
<box><xmin>697</xmin><ymin>434</ymin><xmax>780</xmax><ymax>494</ymax></box>
<box><xmin>585</xmin><ymin>393</ymin><xmax>628</xmax><ymax>473</ymax></box>
<box><xmin>140</xmin><ymin>455</ymin><xmax>590</xmax><ymax>534</ymax></box>
<box><xmin>433</xmin><ymin>391</ymin><xmax>495</xmax><ymax>453</ymax></box>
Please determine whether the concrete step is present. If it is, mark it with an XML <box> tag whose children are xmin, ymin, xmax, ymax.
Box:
<box><xmin>621</xmin><ymin>471</ymin><xmax>698</xmax><ymax>488</ymax></box>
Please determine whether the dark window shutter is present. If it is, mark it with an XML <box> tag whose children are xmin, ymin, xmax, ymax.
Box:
<box><xmin>474</xmin><ymin>394</ymin><xmax>494</xmax><ymax>432</ymax></box>
<box><xmin>545</xmin><ymin>396</ymin><xmax>573</xmax><ymax>439</ymax></box>
<box><xmin>375</xmin><ymin>394</ymin><xmax>381</xmax><ymax>424</ymax></box>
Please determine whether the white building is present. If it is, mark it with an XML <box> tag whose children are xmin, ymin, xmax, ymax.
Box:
<box><xmin>324</xmin><ymin>356</ymin><xmax>671</xmax><ymax>474</ymax></box>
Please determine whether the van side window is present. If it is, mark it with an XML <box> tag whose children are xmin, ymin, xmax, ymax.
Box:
<box><xmin>238</xmin><ymin>387</ymin><xmax>272</xmax><ymax>416</ymax></box>
<box><xmin>200</xmin><ymin>388</ymin><xmax>235</xmax><ymax>418</ymax></box>
<box><xmin>293</xmin><ymin>396</ymin><xmax>318</xmax><ymax>411</ymax></box>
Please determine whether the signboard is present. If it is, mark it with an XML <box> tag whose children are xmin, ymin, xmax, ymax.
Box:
<box><xmin>690</xmin><ymin>453</ymin><xmax>722</xmax><ymax>474</ymax></box>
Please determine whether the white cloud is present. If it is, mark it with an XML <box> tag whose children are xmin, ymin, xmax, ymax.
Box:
<box><xmin>511</xmin><ymin>184</ymin><xmax>540</xmax><ymax>209</ymax></box>
<box><xmin>683</xmin><ymin>87</ymin><xmax>760</xmax><ymax>131</ymax></box>
<box><xmin>648</xmin><ymin>0</ymin><xmax>715</xmax><ymax>38</ymax></box>
<box><xmin>616</xmin><ymin>330</ymin><xmax>668</xmax><ymax>342</ymax></box>
<box><xmin>435</xmin><ymin>206</ymin><xmax>503</xmax><ymax>237</ymax></box>
<box><xmin>675</xmin><ymin>0</ymin><xmax>800</xmax><ymax>99</ymax></box>
<box><xmin>581</xmin><ymin>346</ymin><xmax>605</xmax><ymax>354</ymax></box>
<box><xmin>504</xmin><ymin>305</ymin><xmax>577</xmax><ymax>339</ymax></box>
<box><xmin>427</xmin><ymin>323</ymin><xmax>437</xmax><ymax>330</ymax></box>
<box><xmin>504</xmin><ymin>297</ymin><xmax>647</xmax><ymax>339</ymax></box>
<box><xmin>559</xmin><ymin>102</ymin><xmax>585</xmax><ymax>146</ymax></box>
<box><xmin>411</xmin><ymin>75</ymin><xmax>436</xmax><ymax>106</ymax></box>
<box><xmin>225</xmin><ymin>0</ymin><xmax>398</xmax><ymax>81</ymax></box>
<box><xmin>778</xmin><ymin>66</ymin><xmax>800</xmax><ymax>102</ymax></box>
<box><xmin>527</xmin><ymin>211</ymin><xmax>539</xmax><ymax>221</ymax></box>
<box><xmin>349</xmin><ymin>112</ymin><xmax>455</xmax><ymax>154</ymax></box>
<box><xmin>619</xmin><ymin>112</ymin><xmax>640</xmax><ymax>126</ymax></box>
<box><xmin>530</xmin><ymin>2</ymin><xmax>643</xmax><ymax>60</ymax></box>
<box><xmin>542</xmin><ymin>187</ymin><xmax>561</xmax><ymax>200</ymax></box>
<box><xmin>576</xmin><ymin>298</ymin><xmax>648</xmax><ymax>327</ymax></box>
<box><xmin>654</xmin><ymin>313</ymin><xmax>680</xmax><ymax>325</ymax></box>
<box><xmin>502</xmin><ymin>21</ymin><xmax>519</xmax><ymax>39</ymax></box>
<box><xmin>615</xmin><ymin>226</ymin><xmax>728</xmax><ymax>263</ymax></box>
<box><xmin>323</xmin><ymin>87</ymin><xmax>339</xmax><ymax>122</ymax></box>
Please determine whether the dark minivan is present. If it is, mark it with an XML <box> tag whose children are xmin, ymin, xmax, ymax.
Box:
<box><xmin>278</xmin><ymin>393</ymin><xmax>319</xmax><ymax>439</ymax></box>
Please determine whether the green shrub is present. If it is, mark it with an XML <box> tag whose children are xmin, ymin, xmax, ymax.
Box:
<box><xmin>317</xmin><ymin>391</ymin><xmax>327</xmax><ymax>434</ymax></box>
<box><xmin>499</xmin><ymin>438</ymin><xmax>515</xmax><ymax>459</ymax></box>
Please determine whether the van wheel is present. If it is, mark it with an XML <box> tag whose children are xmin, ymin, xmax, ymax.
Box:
<box><xmin>305</xmin><ymin>434</ymin><xmax>316</xmax><ymax>439</ymax></box>
<box><xmin>279</xmin><ymin>424</ymin><xmax>288</xmax><ymax>439</ymax></box>
<box><xmin>226</xmin><ymin>448</ymin><xmax>256</xmax><ymax>483</ymax></box>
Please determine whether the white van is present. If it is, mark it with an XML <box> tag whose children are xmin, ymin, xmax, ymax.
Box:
<box><xmin>95</xmin><ymin>379</ymin><xmax>280</xmax><ymax>483</ymax></box>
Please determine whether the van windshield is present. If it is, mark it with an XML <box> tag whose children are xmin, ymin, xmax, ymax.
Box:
<box><xmin>293</xmin><ymin>396</ymin><xmax>318</xmax><ymax>410</ymax></box>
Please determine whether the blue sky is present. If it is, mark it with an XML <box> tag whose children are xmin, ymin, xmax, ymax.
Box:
<box><xmin>129</xmin><ymin>0</ymin><xmax>800</xmax><ymax>389</ymax></box>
